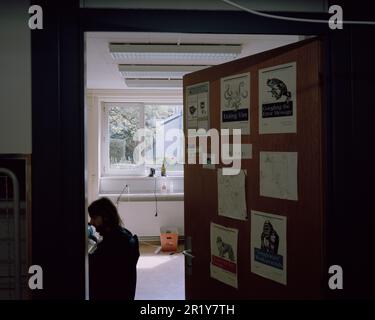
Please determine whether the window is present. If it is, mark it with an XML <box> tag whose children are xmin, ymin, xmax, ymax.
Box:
<box><xmin>102</xmin><ymin>103</ymin><xmax>184</xmax><ymax>176</ymax></box>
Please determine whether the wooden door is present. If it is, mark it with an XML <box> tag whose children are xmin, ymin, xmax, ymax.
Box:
<box><xmin>183</xmin><ymin>38</ymin><xmax>325</xmax><ymax>299</ymax></box>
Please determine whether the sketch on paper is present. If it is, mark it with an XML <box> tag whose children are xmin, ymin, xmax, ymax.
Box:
<box><xmin>217</xmin><ymin>169</ymin><xmax>247</xmax><ymax>220</ymax></box>
<box><xmin>198</xmin><ymin>99</ymin><xmax>207</xmax><ymax>117</ymax></box>
<box><xmin>260</xmin><ymin>220</ymin><xmax>279</xmax><ymax>255</ymax></box>
<box><xmin>266</xmin><ymin>78</ymin><xmax>291</xmax><ymax>103</ymax></box>
<box><xmin>186</xmin><ymin>94</ymin><xmax>198</xmax><ymax>129</ymax></box>
<box><xmin>260</xmin><ymin>152</ymin><xmax>298</xmax><ymax>201</ymax></box>
<box><xmin>216</xmin><ymin>236</ymin><xmax>235</xmax><ymax>261</ymax></box>
<box><xmin>189</xmin><ymin>104</ymin><xmax>197</xmax><ymax>117</ymax></box>
<box><xmin>223</xmin><ymin>80</ymin><xmax>249</xmax><ymax>110</ymax></box>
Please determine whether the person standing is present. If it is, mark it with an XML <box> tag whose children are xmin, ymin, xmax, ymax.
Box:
<box><xmin>88</xmin><ymin>197</ymin><xmax>139</xmax><ymax>300</ymax></box>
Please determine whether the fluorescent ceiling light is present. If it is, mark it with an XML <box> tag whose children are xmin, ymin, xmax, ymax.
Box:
<box><xmin>110</xmin><ymin>43</ymin><xmax>241</xmax><ymax>61</ymax></box>
<box><xmin>118</xmin><ymin>65</ymin><xmax>209</xmax><ymax>79</ymax></box>
<box><xmin>124</xmin><ymin>79</ymin><xmax>182</xmax><ymax>88</ymax></box>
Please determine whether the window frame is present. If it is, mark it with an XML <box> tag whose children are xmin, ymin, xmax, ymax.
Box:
<box><xmin>101</xmin><ymin>101</ymin><xmax>184</xmax><ymax>177</ymax></box>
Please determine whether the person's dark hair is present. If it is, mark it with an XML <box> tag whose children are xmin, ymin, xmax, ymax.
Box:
<box><xmin>88</xmin><ymin>197</ymin><xmax>123</xmax><ymax>229</ymax></box>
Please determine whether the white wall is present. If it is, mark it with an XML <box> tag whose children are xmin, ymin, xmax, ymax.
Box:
<box><xmin>118</xmin><ymin>201</ymin><xmax>184</xmax><ymax>237</ymax></box>
<box><xmin>86</xmin><ymin>89</ymin><xmax>184</xmax><ymax>237</ymax></box>
<box><xmin>0</xmin><ymin>1</ymin><xmax>31</xmax><ymax>154</ymax></box>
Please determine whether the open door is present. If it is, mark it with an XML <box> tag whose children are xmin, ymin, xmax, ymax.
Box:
<box><xmin>183</xmin><ymin>38</ymin><xmax>325</xmax><ymax>299</ymax></box>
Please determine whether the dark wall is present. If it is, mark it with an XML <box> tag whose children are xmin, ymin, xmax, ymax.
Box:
<box><xmin>31</xmin><ymin>0</ymin><xmax>86</xmax><ymax>299</ymax></box>
<box><xmin>324</xmin><ymin>0</ymin><xmax>375</xmax><ymax>299</ymax></box>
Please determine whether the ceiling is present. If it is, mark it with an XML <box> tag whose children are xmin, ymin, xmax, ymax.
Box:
<box><xmin>85</xmin><ymin>32</ymin><xmax>301</xmax><ymax>90</ymax></box>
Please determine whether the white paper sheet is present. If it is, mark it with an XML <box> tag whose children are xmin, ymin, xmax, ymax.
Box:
<box><xmin>251</xmin><ymin>210</ymin><xmax>287</xmax><ymax>285</ymax></box>
<box><xmin>217</xmin><ymin>169</ymin><xmax>247</xmax><ymax>220</ymax></box>
<box><xmin>187</xmin><ymin>94</ymin><xmax>198</xmax><ymax>129</ymax></box>
<box><xmin>259</xmin><ymin>62</ymin><xmax>297</xmax><ymax>134</ymax></box>
<box><xmin>186</xmin><ymin>82</ymin><xmax>209</xmax><ymax>131</ymax></box>
<box><xmin>210</xmin><ymin>222</ymin><xmax>238</xmax><ymax>289</ymax></box>
<box><xmin>197</xmin><ymin>91</ymin><xmax>209</xmax><ymax>131</ymax></box>
<box><xmin>220</xmin><ymin>72</ymin><xmax>250</xmax><ymax>135</ymax></box>
<box><xmin>260</xmin><ymin>151</ymin><xmax>298</xmax><ymax>201</ymax></box>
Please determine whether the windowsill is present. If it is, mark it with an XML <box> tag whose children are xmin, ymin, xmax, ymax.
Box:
<box><xmin>99</xmin><ymin>175</ymin><xmax>184</xmax><ymax>200</ymax></box>
<box><xmin>101</xmin><ymin>175</ymin><xmax>184</xmax><ymax>180</ymax></box>
<box><xmin>99</xmin><ymin>192</ymin><xmax>184</xmax><ymax>202</ymax></box>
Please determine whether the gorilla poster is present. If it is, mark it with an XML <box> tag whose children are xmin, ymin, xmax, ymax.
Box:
<box><xmin>251</xmin><ymin>210</ymin><xmax>287</xmax><ymax>285</ymax></box>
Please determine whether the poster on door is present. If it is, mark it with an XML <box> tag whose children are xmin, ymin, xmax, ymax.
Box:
<box><xmin>259</xmin><ymin>62</ymin><xmax>297</xmax><ymax>134</ymax></box>
<box><xmin>186</xmin><ymin>82</ymin><xmax>210</xmax><ymax>131</ymax></box>
<box><xmin>260</xmin><ymin>151</ymin><xmax>298</xmax><ymax>201</ymax></box>
<box><xmin>217</xmin><ymin>169</ymin><xmax>247</xmax><ymax>220</ymax></box>
<box><xmin>220</xmin><ymin>72</ymin><xmax>250</xmax><ymax>135</ymax></box>
<box><xmin>251</xmin><ymin>210</ymin><xmax>287</xmax><ymax>285</ymax></box>
<box><xmin>210</xmin><ymin>222</ymin><xmax>238</xmax><ymax>289</ymax></box>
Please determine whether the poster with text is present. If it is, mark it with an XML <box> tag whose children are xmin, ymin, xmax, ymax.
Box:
<box><xmin>259</xmin><ymin>62</ymin><xmax>297</xmax><ymax>134</ymax></box>
<box><xmin>221</xmin><ymin>72</ymin><xmax>250</xmax><ymax>135</ymax></box>
<box><xmin>186</xmin><ymin>82</ymin><xmax>209</xmax><ymax>131</ymax></box>
<box><xmin>210</xmin><ymin>222</ymin><xmax>238</xmax><ymax>289</ymax></box>
<box><xmin>251</xmin><ymin>210</ymin><xmax>287</xmax><ymax>285</ymax></box>
<box><xmin>217</xmin><ymin>169</ymin><xmax>247</xmax><ymax>220</ymax></box>
<box><xmin>260</xmin><ymin>151</ymin><xmax>298</xmax><ymax>201</ymax></box>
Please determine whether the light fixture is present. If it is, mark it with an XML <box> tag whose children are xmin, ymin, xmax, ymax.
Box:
<box><xmin>124</xmin><ymin>79</ymin><xmax>182</xmax><ymax>88</ymax></box>
<box><xmin>110</xmin><ymin>43</ymin><xmax>241</xmax><ymax>61</ymax></box>
<box><xmin>118</xmin><ymin>65</ymin><xmax>209</xmax><ymax>79</ymax></box>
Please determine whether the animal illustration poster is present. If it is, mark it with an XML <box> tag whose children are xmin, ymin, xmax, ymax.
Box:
<box><xmin>186</xmin><ymin>82</ymin><xmax>210</xmax><ymax>131</ymax></box>
<box><xmin>210</xmin><ymin>222</ymin><xmax>238</xmax><ymax>289</ymax></box>
<box><xmin>251</xmin><ymin>210</ymin><xmax>287</xmax><ymax>285</ymax></box>
<box><xmin>220</xmin><ymin>72</ymin><xmax>250</xmax><ymax>135</ymax></box>
<box><xmin>217</xmin><ymin>169</ymin><xmax>247</xmax><ymax>220</ymax></box>
<box><xmin>259</xmin><ymin>62</ymin><xmax>297</xmax><ymax>134</ymax></box>
<box><xmin>260</xmin><ymin>151</ymin><xmax>298</xmax><ymax>201</ymax></box>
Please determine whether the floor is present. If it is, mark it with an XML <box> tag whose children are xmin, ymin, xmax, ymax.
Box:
<box><xmin>135</xmin><ymin>242</ymin><xmax>185</xmax><ymax>300</ymax></box>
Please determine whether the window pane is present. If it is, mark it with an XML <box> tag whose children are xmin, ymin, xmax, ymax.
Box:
<box><xmin>144</xmin><ymin>105</ymin><xmax>183</xmax><ymax>172</ymax></box>
<box><xmin>108</xmin><ymin>106</ymin><xmax>141</xmax><ymax>169</ymax></box>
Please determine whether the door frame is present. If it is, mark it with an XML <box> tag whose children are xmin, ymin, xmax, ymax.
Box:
<box><xmin>32</xmin><ymin>1</ymin><xmax>360</xmax><ymax>299</ymax></box>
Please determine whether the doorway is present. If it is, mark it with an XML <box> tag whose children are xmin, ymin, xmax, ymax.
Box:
<box><xmin>33</xmin><ymin>4</ymin><xmax>350</xmax><ymax>299</ymax></box>
<box><xmin>84</xmin><ymin>31</ymin><xmax>303</xmax><ymax>299</ymax></box>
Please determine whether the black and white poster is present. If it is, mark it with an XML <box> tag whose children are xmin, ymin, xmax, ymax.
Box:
<box><xmin>259</xmin><ymin>62</ymin><xmax>296</xmax><ymax>134</ymax></box>
<box><xmin>251</xmin><ymin>210</ymin><xmax>287</xmax><ymax>285</ymax></box>
<box><xmin>186</xmin><ymin>82</ymin><xmax>210</xmax><ymax>131</ymax></box>
<box><xmin>210</xmin><ymin>222</ymin><xmax>238</xmax><ymax>289</ymax></box>
<box><xmin>220</xmin><ymin>72</ymin><xmax>250</xmax><ymax>135</ymax></box>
